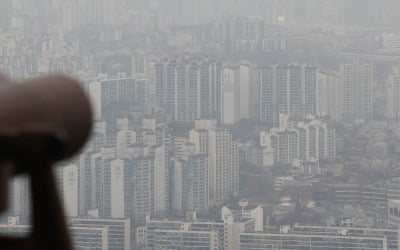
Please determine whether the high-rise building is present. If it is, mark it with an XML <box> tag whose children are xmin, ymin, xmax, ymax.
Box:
<box><xmin>317</xmin><ymin>70</ymin><xmax>343</xmax><ymax>120</ymax></box>
<box><xmin>387</xmin><ymin>67</ymin><xmax>400</xmax><ymax>122</ymax></box>
<box><xmin>131</xmin><ymin>145</ymin><xmax>169</xmax><ymax>222</ymax></box>
<box><xmin>132</xmin><ymin>49</ymin><xmax>148</xmax><ymax>79</ymax></box>
<box><xmin>87</xmin><ymin>152</ymin><xmax>103</xmax><ymax>214</ymax></box>
<box><xmin>148</xmin><ymin>145</ymin><xmax>169</xmax><ymax>216</ymax></box>
<box><xmin>110</xmin><ymin>159</ymin><xmax>125</xmax><ymax>218</ymax></box>
<box><xmin>132</xmin><ymin>156</ymin><xmax>154</xmax><ymax>221</ymax></box>
<box><xmin>170</xmin><ymin>155</ymin><xmax>209</xmax><ymax>213</ymax></box>
<box><xmin>216</xmin><ymin>16</ymin><xmax>265</xmax><ymax>52</ymax></box>
<box><xmin>153</xmin><ymin>57</ymin><xmax>222</xmax><ymax>122</ymax></box>
<box><xmin>340</xmin><ymin>61</ymin><xmax>373</xmax><ymax>122</ymax></box>
<box><xmin>61</xmin><ymin>164</ymin><xmax>79</xmax><ymax>217</ymax></box>
<box><xmin>87</xmin><ymin>81</ymin><xmax>102</xmax><ymax>120</ymax></box>
<box><xmin>208</xmin><ymin>129</ymin><xmax>239</xmax><ymax>205</ymax></box>
<box><xmin>259</xmin><ymin>65</ymin><xmax>277</xmax><ymax>127</ymax></box>
<box><xmin>220</xmin><ymin>66</ymin><xmax>236</xmax><ymax>123</ymax></box>
<box><xmin>221</xmin><ymin>62</ymin><xmax>258</xmax><ymax>124</ymax></box>
<box><xmin>78</xmin><ymin>144</ymin><xmax>168</xmax><ymax>222</ymax></box>
<box><xmin>99</xmin><ymin>78</ymin><xmax>136</xmax><ymax>110</ymax></box>
<box><xmin>189</xmin><ymin>129</ymin><xmax>210</xmax><ymax>155</ymax></box>
<box><xmin>232</xmin><ymin>17</ymin><xmax>265</xmax><ymax>51</ymax></box>
<box><xmin>259</xmin><ymin>65</ymin><xmax>318</xmax><ymax>127</ymax></box>
<box><xmin>189</xmin><ymin>123</ymin><xmax>239</xmax><ymax>206</ymax></box>
<box><xmin>73</xmin><ymin>138</ymin><xmax>144</xmax><ymax>221</ymax></box>
<box><xmin>260</xmin><ymin>114</ymin><xmax>336</xmax><ymax>165</ymax></box>
<box><xmin>87</xmin><ymin>77</ymin><xmax>149</xmax><ymax>119</ymax></box>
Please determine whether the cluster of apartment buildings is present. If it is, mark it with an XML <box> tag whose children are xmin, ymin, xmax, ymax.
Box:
<box><xmin>129</xmin><ymin>53</ymin><xmax>377</xmax><ymax>126</ymax></box>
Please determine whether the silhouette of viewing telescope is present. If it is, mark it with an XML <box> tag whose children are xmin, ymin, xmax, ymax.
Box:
<box><xmin>0</xmin><ymin>75</ymin><xmax>92</xmax><ymax>250</ymax></box>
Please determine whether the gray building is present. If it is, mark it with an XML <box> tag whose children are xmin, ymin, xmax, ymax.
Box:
<box><xmin>259</xmin><ymin>65</ymin><xmax>318</xmax><ymax>127</ymax></box>
<box><xmin>70</xmin><ymin>217</ymin><xmax>131</xmax><ymax>250</ymax></box>
<box><xmin>0</xmin><ymin>220</ymin><xmax>109</xmax><ymax>250</ymax></box>
<box><xmin>153</xmin><ymin>57</ymin><xmax>222</xmax><ymax>122</ymax></box>
<box><xmin>340</xmin><ymin>61</ymin><xmax>373</xmax><ymax>122</ymax></box>
<box><xmin>240</xmin><ymin>232</ymin><xmax>387</xmax><ymax>250</ymax></box>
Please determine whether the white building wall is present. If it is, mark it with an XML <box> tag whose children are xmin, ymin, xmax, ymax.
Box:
<box><xmin>250</xmin><ymin>206</ymin><xmax>264</xmax><ymax>231</ymax></box>
<box><xmin>171</xmin><ymin>159</ymin><xmax>183</xmax><ymax>211</ymax></box>
<box><xmin>189</xmin><ymin>129</ymin><xmax>208</xmax><ymax>155</ymax></box>
<box><xmin>63</xmin><ymin>164</ymin><xmax>79</xmax><ymax>217</ymax></box>
<box><xmin>262</xmin><ymin>147</ymin><xmax>274</xmax><ymax>169</ymax></box>
<box><xmin>87</xmin><ymin>81</ymin><xmax>101</xmax><ymax>120</ymax></box>
<box><xmin>189</xmin><ymin>130</ymin><xmax>201</xmax><ymax>154</ymax></box>
<box><xmin>110</xmin><ymin>159</ymin><xmax>124</xmax><ymax>218</ymax></box>
<box><xmin>208</xmin><ymin>130</ymin><xmax>217</xmax><ymax>204</ymax></box>
<box><xmin>153</xmin><ymin>145</ymin><xmax>167</xmax><ymax>212</ymax></box>
<box><xmin>222</xmin><ymin>68</ymin><xmax>236</xmax><ymax>124</ymax></box>
<box><xmin>387</xmin><ymin>70</ymin><xmax>400</xmax><ymax>121</ymax></box>
<box><xmin>239</xmin><ymin>64</ymin><xmax>250</xmax><ymax>119</ymax></box>
<box><xmin>223</xmin><ymin>92</ymin><xmax>235</xmax><ymax>124</ymax></box>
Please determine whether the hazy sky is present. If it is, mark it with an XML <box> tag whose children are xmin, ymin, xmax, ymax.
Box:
<box><xmin>0</xmin><ymin>0</ymin><xmax>397</xmax><ymax>30</ymax></box>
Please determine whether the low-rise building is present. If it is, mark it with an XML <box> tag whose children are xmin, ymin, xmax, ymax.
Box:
<box><xmin>143</xmin><ymin>207</ymin><xmax>261</xmax><ymax>250</ymax></box>
<box><xmin>240</xmin><ymin>231</ymin><xmax>387</xmax><ymax>250</ymax></box>
<box><xmin>70</xmin><ymin>216</ymin><xmax>131</xmax><ymax>250</ymax></box>
<box><xmin>0</xmin><ymin>218</ymin><xmax>109</xmax><ymax>250</ymax></box>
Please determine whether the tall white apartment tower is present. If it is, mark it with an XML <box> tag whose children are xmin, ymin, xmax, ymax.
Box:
<box><xmin>153</xmin><ymin>57</ymin><xmax>222</xmax><ymax>122</ymax></box>
<box><xmin>110</xmin><ymin>159</ymin><xmax>125</xmax><ymax>218</ymax></box>
<box><xmin>132</xmin><ymin>156</ymin><xmax>154</xmax><ymax>222</ymax></box>
<box><xmin>189</xmin><ymin>121</ymin><xmax>239</xmax><ymax>206</ymax></box>
<box><xmin>220</xmin><ymin>62</ymin><xmax>258</xmax><ymax>124</ymax></box>
<box><xmin>189</xmin><ymin>129</ymin><xmax>210</xmax><ymax>155</ymax></box>
<box><xmin>148</xmin><ymin>145</ymin><xmax>169</xmax><ymax>215</ymax></box>
<box><xmin>208</xmin><ymin>129</ymin><xmax>239</xmax><ymax>205</ymax></box>
<box><xmin>340</xmin><ymin>61</ymin><xmax>373</xmax><ymax>122</ymax></box>
<box><xmin>387</xmin><ymin>66</ymin><xmax>400</xmax><ymax>121</ymax></box>
<box><xmin>259</xmin><ymin>64</ymin><xmax>318</xmax><ymax>127</ymax></box>
<box><xmin>62</xmin><ymin>164</ymin><xmax>79</xmax><ymax>217</ymax></box>
<box><xmin>132</xmin><ymin>145</ymin><xmax>169</xmax><ymax>222</ymax></box>
<box><xmin>153</xmin><ymin>59</ymin><xmax>202</xmax><ymax>121</ymax></box>
<box><xmin>317</xmin><ymin>70</ymin><xmax>343</xmax><ymax>120</ymax></box>
<box><xmin>170</xmin><ymin>155</ymin><xmax>209</xmax><ymax>212</ymax></box>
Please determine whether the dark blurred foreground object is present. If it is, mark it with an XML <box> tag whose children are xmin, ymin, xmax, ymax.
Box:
<box><xmin>0</xmin><ymin>75</ymin><xmax>92</xmax><ymax>250</ymax></box>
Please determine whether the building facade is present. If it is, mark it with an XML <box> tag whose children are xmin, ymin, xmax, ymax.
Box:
<box><xmin>259</xmin><ymin>64</ymin><xmax>318</xmax><ymax>127</ymax></box>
